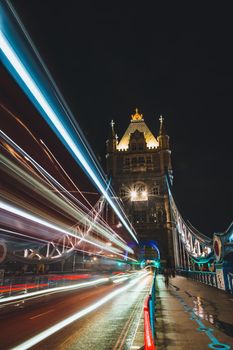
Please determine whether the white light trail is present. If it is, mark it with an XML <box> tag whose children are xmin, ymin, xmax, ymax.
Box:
<box><xmin>0</xmin><ymin>201</ymin><xmax>136</xmax><ymax>260</ymax></box>
<box><xmin>0</xmin><ymin>277</ymin><xmax>109</xmax><ymax>304</ymax></box>
<box><xmin>112</xmin><ymin>276</ymin><xmax>129</xmax><ymax>284</ymax></box>
<box><xmin>0</xmin><ymin>141</ymin><xmax>133</xmax><ymax>254</ymax></box>
<box><xmin>12</xmin><ymin>272</ymin><xmax>149</xmax><ymax>350</ymax></box>
<box><xmin>0</xmin><ymin>32</ymin><xmax>138</xmax><ymax>244</ymax></box>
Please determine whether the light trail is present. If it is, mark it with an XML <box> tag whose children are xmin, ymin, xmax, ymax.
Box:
<box><xmin>111</xmin><ymin>275</ymin><xmax>129</xmax><ymax>284</ymax></box>
<box><xmin>0</xmin><ymin>277</ymin><xmax>109</xmax><ymax>304</ymax></box>
<box><xmin>39</xmin><ymin>140</ymin><xmax>127</xmax><ymax>244</ymax></box>
<box><xmin>0</xmin><ymin>31</ymin><xmax>138</xmax><ymax>244</ymax></box>
<box><xmin>3</xmin><ymin>0</ymin><xmax>109</xmax><ymax>191</ymax></box>
<box><xmin>0</xmin><ymin>228</ymin><xmax>132</xmax><ymax>266</ymax></box>
<box><xmin>39</xmin><ymin>138</ymin><xmax>94</xmax><ymax>211</ymax></box>
<box><xmin>0</xmin><ymin>102</ymin><xmax>40</xmax><ymax>146</ymax></box>
<box><xmin>1</xmin><ymin>130</ymin><xmax>129</xmax><ymax>250</ymax></box>
<box><xmin>0</xmin><ymin>201</ymin><xmax>136</xmax><ymax>260</ymax></box>
<box><xmin>0</xmin><ymin>136</ymin><xmax>132</xmax><ymax>253</ymax></box>
<box><xmin>0</xmin><ymin>129</ymin><xmax>95</xmax><ymax>216</ymax></box>
<box><xmin>12</xmin><ymin>272</ymin><xmax>149</xmax><ymax>350</ymax></box>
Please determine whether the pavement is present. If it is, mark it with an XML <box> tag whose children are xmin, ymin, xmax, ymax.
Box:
<box><xmin>155</xmin><ymin>274</ymin><xmax>233</xmax><ymax>350</ymax></box>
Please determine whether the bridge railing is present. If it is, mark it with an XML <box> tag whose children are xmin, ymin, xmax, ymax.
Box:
<box><xmin>176</xmin><ymin>269</ymin><xmax>218</xmax><ymax>288</ymax></box>
<box><xmin>144</xmin><ymin>272</ymin><xmax>156</xmax><ymax>350</ymax></box>
<box><xmin>227</xmin><ymin>272</ymin><xmax>233</xmax><ymax>294</ymax></box>
<box><xmin>177</xmin><ymin>269</ymin><xmax>233</xmax><ymax>293</ymax></box>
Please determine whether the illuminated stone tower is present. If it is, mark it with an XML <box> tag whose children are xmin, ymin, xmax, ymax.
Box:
<box><xmin>106</xmin><ymin>109</ymin><xmax>174</xmax><ymax>266</ymax></box>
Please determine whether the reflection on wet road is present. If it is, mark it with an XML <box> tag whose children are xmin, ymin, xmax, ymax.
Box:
<box><xmin>0</xmin><ymin>272</ymin><xmax>152</xmax><ymax>350</ymax></box>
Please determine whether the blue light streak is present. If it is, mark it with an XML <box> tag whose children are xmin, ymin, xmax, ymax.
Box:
<box><xmin>0</xmin><ymin>20</ymin><xmax>138</xmax><ymax>244</ymax></box>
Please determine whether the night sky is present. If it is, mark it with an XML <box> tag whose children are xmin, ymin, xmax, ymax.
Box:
<box><xmin>2</xmin><ymin>1</ymin><xmax>233</xmax><ymax>235</ymax></box>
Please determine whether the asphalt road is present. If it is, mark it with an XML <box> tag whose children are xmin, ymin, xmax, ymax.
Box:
<box><xmin>0</xmin><ymin>272</ymin><xmax>152</xmax><ymax>350</ymax></box>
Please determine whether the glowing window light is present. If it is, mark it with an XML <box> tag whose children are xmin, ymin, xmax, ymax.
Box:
<box><xmin>130</xmin><ymin>189</ymin><xmax>148</xmax><ymax>202</ymax></box>
<box><xmin>141</xmin><ymin>190</ymin><xmax>148</xmax><ymax>200</ymax></box>
<box><xmin>130</xmin><ymin>190</ymin><xmax>137</xmax><ymax>201</ymax></box>
<box><xmin>12</xmin><ymin>272</ymin><xmax>149</xmax><ymax>350</ymax></box>
<box><xmin>0</xmin><ymin>33</ymin><xmax>138</xmax><ymax>244</ymax></box>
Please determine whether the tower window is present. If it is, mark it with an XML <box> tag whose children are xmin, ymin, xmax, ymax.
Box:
<box><xmin>152</xmin><ymin>186</ymin><xmax>160</xmax><ymax>195</ymax></box>
<box><xmin>138</xmin><ymin>157</ymin><xmax>145</xmax><ymax>164</ymax></box>
<box><xmin>133</xmin><ymin>211</ymin><xmax>147</xmax><ymax>224</ymax></box>
<box><xmin>146</xmin><ymin>156</ymin><xmax>152</xmax><ymax>164</ymax></box>
<box><xmin>138</xmin><ymin>184</ymin><xmax>145</xmax><ymax>192</ymax></box>
<box><xmin>138</xmin><ymin>143</ymin><xmax>144</xmax><ymax>150</ymax></box>
<box><xmin>124</xmin><ymin>157</ymin><xmax>130</xmax><ymax>165</ymax></box>
<box><xmin>132</xmin><ymin>143</ymin><xmax>137</xmax><ymax>151</ymax></box>
<box><xmin>130</xmin><ymin>183</ymin><xmax>148</xmax><ymax>201</ymax></box>
<box><xmin>149</xmin><ymin>211</ymin><xmax>157</xmax><ymax>223</ymax></box>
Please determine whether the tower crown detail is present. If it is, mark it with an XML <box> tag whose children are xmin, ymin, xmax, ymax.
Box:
<box><xmin>131</xmin><ymin>108</ymin><xmax>143</xmax><ymax>121</ymax></box>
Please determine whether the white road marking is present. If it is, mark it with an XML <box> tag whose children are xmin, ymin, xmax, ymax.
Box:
<box><xmin>30</xmin><ymin>309</ymin><xmax>54</xmax><ymax>320</ymax></box>
<box><xmin>12</xmin><ymin>273</ymin><xmax>149</xmax><ymax>350</ymax></box>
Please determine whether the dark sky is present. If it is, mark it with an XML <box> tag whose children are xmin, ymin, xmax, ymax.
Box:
<box><xmin>3</xmin><ymin>1</ymin><xmax>233</xmax><ymax>235</ymax></box>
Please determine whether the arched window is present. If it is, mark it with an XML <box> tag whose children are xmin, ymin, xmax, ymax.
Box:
<box><xmin>130</xmin><ymin>182</ymin><xmax>148</xmax><ymax>201</ymax></box>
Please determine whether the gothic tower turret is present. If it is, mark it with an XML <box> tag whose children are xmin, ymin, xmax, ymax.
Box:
<box><xmin>106</xmin><ymin>109</ymin><xmax>174</xmax><ymax>267</ymax></box>
<box><xmin>157</xmin><ymin>115</ymin><xmax>172</xmax><ymax>176</ymax></box>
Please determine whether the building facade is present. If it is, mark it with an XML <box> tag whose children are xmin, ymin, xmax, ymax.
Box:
<box><xmin>106</xmin><ymin>109</ymin><xmax>174</xmax><ymax>266</ymax></box>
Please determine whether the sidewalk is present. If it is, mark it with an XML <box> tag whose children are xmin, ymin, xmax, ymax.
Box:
<box><xmin>155</xmin><ymin>275</ymin><xmax>233</xmax><ymax>350</ymax></box>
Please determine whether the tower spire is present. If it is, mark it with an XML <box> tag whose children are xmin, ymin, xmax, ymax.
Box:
<box><xmin>159</xmin><ymin>115</ymin><xmax>166</xmax><ymax>135</ymax></box>
<box><xmin>158</xmin><ymin>115</ymin><xmax>170</xmax><ymax>150</ymax></box>
<box><xmin>110</xmin><ymin>119</ymin><xmax>116</xmax><ymax>138</ymax></box>
<box><xmin>106</xmin><ymin>119</ymin><xmax>117</xmax><ymax>154</ymax></box>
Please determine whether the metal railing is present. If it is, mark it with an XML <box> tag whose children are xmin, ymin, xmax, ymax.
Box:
<box><xmin>227</xmin><ymin>272</ymin><xmax>233</xmax><ymax>293</ymax></box>
<box><xmin>176</xmin><ymin>268</ymin><xmax>233</xmax><ymax>293</ymax></box>
<box><xmin>176</xmin><ymin>269</ymin><xmax>218</xmax><ymax>287</ymax></box>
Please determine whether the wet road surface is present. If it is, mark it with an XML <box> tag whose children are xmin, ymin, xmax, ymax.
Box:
<box><xmin>0</xmin><ymin>272</ymin><xmax>152</xmax><ymax>350</ymax></box>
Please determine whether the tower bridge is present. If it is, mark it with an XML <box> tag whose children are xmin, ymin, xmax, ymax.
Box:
<box><xmin>1</xmin><ymin>102</ymin><xmax>232</xmax><ymax>350</ymax></box>
<box><xmin>1</xmin><ymin>3</ymin><xmax>233</xmax><ymax>346</ymax></box>
<box><xmin>106</xmin><ymin>108</ymin><xmax>233</xmax><ymax>290</ymax></box>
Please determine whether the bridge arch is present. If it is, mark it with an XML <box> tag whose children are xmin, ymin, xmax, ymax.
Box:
<box><xmin>125</xmin><ymin>240</ymin><xmax>160</xmax><ymax>264</ymax></box>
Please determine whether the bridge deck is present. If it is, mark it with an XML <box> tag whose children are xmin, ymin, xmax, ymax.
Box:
<box><xmin>156</xmin><ymin>275</ymin><xmax>233</xmax><ymax>349</ymax></box>
<box><xmin>0</xmin><ymin>273</ymin><xmax>151</xmax><ymax>349</ymax></box>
